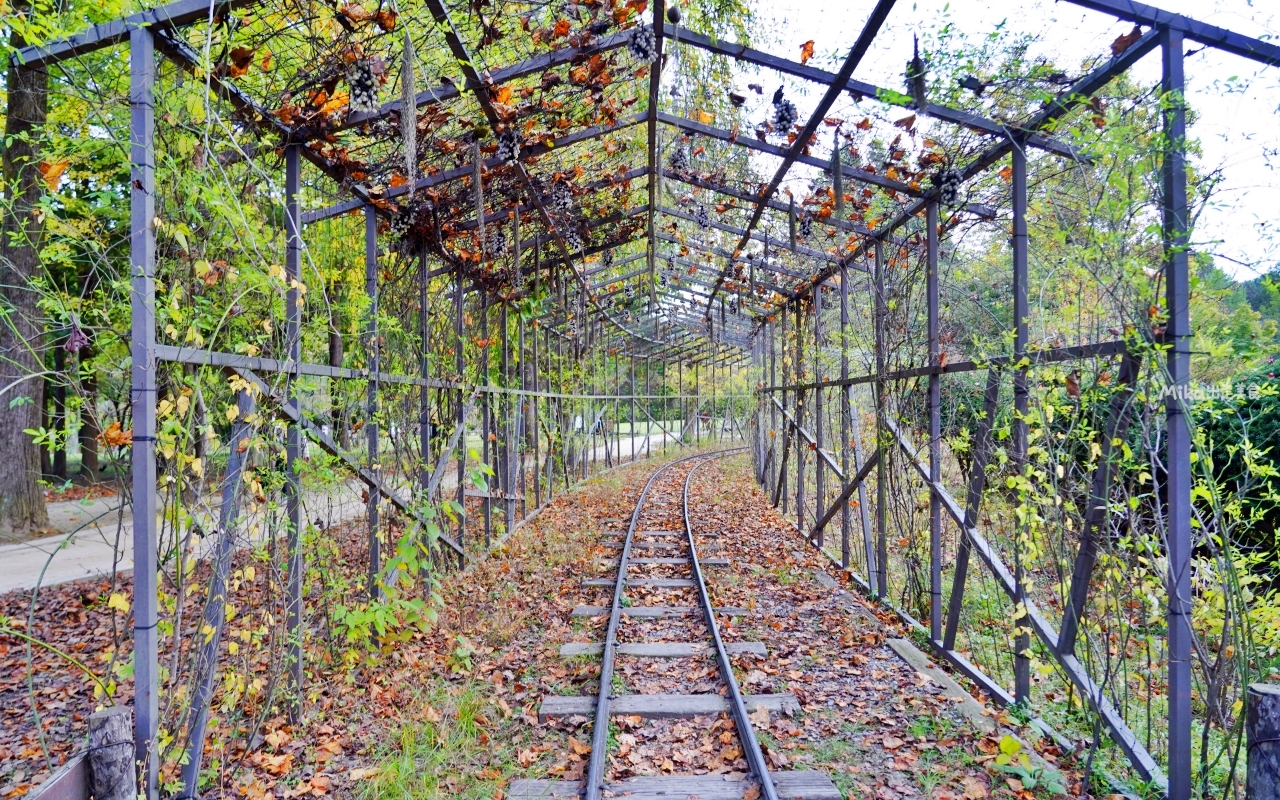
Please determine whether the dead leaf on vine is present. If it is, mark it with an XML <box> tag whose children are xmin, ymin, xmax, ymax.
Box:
<box><xmin>228</xmin><ymin>47</ymin><xmax>255</xmax><ymax>77</ymax></box>
<box><xmin>799</xmin><ymin>40</ymin><xmax>815</xmax><ymax>65</ymax></box>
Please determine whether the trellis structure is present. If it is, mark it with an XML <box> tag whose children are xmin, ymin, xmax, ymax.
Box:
<box><xmin>12</xmin><ymin>0</ymin><xmax>1279</xmax><ymax>798</ymax></box>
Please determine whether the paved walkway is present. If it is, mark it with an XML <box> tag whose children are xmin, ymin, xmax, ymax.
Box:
<box><xmin>0</xmin><ymin>432</ymin><xmax>701</xmax><ymax>595</ymax></box>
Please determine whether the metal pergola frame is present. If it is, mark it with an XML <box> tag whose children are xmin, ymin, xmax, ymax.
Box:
<box><xmin>14</xmin><ymin>0</ymin><xmax>1279</xmax><ymax>797</ymax></box>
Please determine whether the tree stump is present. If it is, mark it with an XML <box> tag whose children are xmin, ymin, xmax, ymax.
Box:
<box><xmin>1248</xmin><ymin>683</ymin><xmax>1280</xmax><ymax>799</ymax></box>
<box><xmin>87</xmin><ymin>707</ymin><xmax>132</xmax><ymax>800</ymax></box>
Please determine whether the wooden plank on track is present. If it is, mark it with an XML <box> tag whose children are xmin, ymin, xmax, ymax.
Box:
<box><xmin>570</xmin><ymin>605</ymin><xmax>749</xmax><ymax>617</ymax></box>
<box><xmin>559</xmin><ymin>641</ymin><xmax>767</xmax><ymax>658</ymax></box>
<box><xmin>600</xmin><ymin>541</ymin><xmax>684</xmax><ymax>549</ymax></box>
<box><xmin>538</xmin><ymin>692</ymin><xmax>800</xmax><ymax>721</ymax></box>
<box><xmin>581</xmin><ymin>578</ymin><xmax>695</xmax><ymax>588</ymax></box>
<box><xmin>509</xmin><ymin>771</ymin><xmax>841</xmax><ymax>800</ymax></box>
<box><xmin>596</xmin><ymin>557</ymin><xmax>730</xmax><ymax>566</ymax></box>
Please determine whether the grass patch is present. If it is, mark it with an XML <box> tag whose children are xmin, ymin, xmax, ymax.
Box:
<box><xmin>358</xmin><ymin>683</ymin><xmax>514</xmax><ymax>800</ymax></box>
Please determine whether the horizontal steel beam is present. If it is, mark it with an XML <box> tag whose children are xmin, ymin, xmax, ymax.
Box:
<box><xmin>1065</xmin><ymin>0</ymin><xmax>1280</xmax><ymax>66</ymax></box>
<box><xmin>779</xmin><ymin>27</ymin><xmax>1163</xmax><ymax>312</ymax></box>
<box><xmin>12</xmin><ymin>0</ymin><xmax>247</xmax><ymax>68</ymax></box>
<box><xmin>339</xmin><ymin>28</ymin><xmax>635</xmax><ymax>131</ymax></box>
<box><xmin>657</xmin><ymin>112</ymin><xmax>919</xmax><ymax>197</ymax></box>
<box><xmin>657</xmin><ymin>205</ymin><xmax>839</xmax><ymax>264</ymax></box>
<box><xmin>668</xmin><ymin>27</ymin><xmax>1084</xmax><ymax>162</ymax></box>
<box><xmin>761</xmin><ymin>339</ymin><xmax>1127</xmax><ymax>393</ymax></box>
<box><xmin>304</xmin><ymin>114</ymin><xmax>647</xmax><ymax>224</ymax></box>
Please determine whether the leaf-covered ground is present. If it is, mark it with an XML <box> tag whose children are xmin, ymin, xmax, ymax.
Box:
<box><xmin>0</xmin><ymin>450</ymin><xmax>1110</xmax><ymax>799</ymax></box>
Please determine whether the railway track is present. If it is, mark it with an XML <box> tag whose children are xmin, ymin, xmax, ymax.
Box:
<box><xmin>511</xmin><ymin>452</ymin><xmax>840</xmax><ymax>800</ymax></box>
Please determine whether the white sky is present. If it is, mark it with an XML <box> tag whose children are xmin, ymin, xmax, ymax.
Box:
<box><xmin>734</xmin><ymin>0</ymin><xmax>1280</xmax><ymax>280</ymax></box>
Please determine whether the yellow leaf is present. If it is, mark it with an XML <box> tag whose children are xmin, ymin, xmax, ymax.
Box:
<box><xmin>108</xmin><ymin>593</ymin><xmax>130</xmax><ymax>613</ymax></box>
<box><xmin>226</xmin><ymin>404</ymin><xmax>240</xmax><ymax>422</ymax></box>
<box><xmin>695</xmin><ymin>109</ymin><xmax>715</xmax><ymax>125</ymax></box>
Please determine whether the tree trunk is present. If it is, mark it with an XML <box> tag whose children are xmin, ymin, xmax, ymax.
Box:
<box><xmin>52</xmin><ymin>343</ymin><xmax>67</xmax><ymax>479</ymax></box>
<box><xmin>78</xmin><ymin>348</ymin><xmax>100</xmax><ymax>480</ymax></box>
<box><xmin>0</xmin><ymin>1</ymin><xmax>50</xmax><ymax>534</ymax></box>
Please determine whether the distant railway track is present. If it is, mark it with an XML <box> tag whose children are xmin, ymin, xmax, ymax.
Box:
<box><xmin>512</xmin><ymin>451</ymin><xmax>840</xmax><ymax>800</ymax></box>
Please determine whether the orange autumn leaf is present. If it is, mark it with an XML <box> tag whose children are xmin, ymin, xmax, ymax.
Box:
<box><xmin>389</xmin><ymin>173</ymin><xmax>409</xmax><ymax>188</ymax></box>
<box><xmin>694</xmin><ymin>109</ymin><xmax>714</xmax><ymax>125</ymax></box>
<box><xmin>553</xmin><ymin>19</ymin><xmax>571</xmax><ymax>38</ymax></box>
<box><xmin>998</xmin><ymin>165</ymin><xmax>1013</xmax><ymax>182</ymax></box>
<box><xmin>338</xmin><ymin>1</ymin><xmax>371</xmax><ymax>22</ymax></box>
<box><xmin>799</xmin><ymin>40</ymin><xmax>815</xmax><ymax>65</ymax></box>
<box><xmin>98</xmin><ymin>421</ymin><xmax>133</xmax><ymax>448</ymax></box>
<box><xmin>321</xmin><ymin>90</ymin><xmax>351</xmax><ymax>116</ymax></box>
<box><xmin>228</xmin><ymin>46</ymin><xmax>254</xmax><ymax>77</ymax></box>
<box><xmin>38</xmin><ymin>160</ymin><xmax>68</xmax><ymax>191</ymax></box>
<box><xmin>374</xmin><ymin>8</ymin><xmax>397</xmax><ymax>31</ymax></box>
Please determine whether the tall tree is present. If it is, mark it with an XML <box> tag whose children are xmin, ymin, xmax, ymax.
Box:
<box><xmin>0</xmin><ymin>0</ymin><xmax>50</xmax><ymax>534</ymax></box>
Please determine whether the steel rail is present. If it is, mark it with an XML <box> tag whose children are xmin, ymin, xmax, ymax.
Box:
<box><xmin>583</xmin><ymin>450</ymin><xmax>727</xmax><ymax>800</ymax></box>
<box><xmin>680</xmin><ymin>449</ymin><xmax>776</xmax><ymax>800</ymax></box>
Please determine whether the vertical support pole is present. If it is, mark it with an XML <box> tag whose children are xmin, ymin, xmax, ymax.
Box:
<box><xmin>365</xmin><ymin>205</ymin><xmax>381</xmax><ymax>603</ymax></box>
<box><xmin>874</xmin><ymin>240</ymin><xmax>887</xmax><ymax>600</ymax></box>
<box><xmin>1011</xmin><ymin>146</ymin><xmax>1031</xmax><ymax>702</ymax></box>
<box><xmin>454</xmin><ymin>269</ymin><xmax>466</xmax><ymax>566</ymax></box>
<box><xmin>418</xmin><ymin>251</ymin><xmax>432</xmax><ymax>583</ymax></box>
<box><xmin>814</xmin><ymin>286</ymin><xmax>824</xmax><ymax>548</ymax></box>
<box><xmin>630</xmin><ymin>356</ymin><xmax>636</xmax><ymax>460</ymax></box>
<box><xmin>927</xmin><ymin>201</ymin><xmax>942</xmax><ymax>642</ymax></box>
<box><xmin>642</xmin><ymin>356</ymin><xmax>649</xmax><ymax>457</ymax></box>
<box><xmin>502</xmin><ymin>300</ymin><xmax>514</xmax><ymax>532</ymax></box>
<box><xmin>481</xmin><ymin>293</ymin><xmax>491</xmax><ymax>547</ymax></box>
<box><xmin>419</xmin><ymin>252</ymin><xmax>431</xmax><ymax>494</ymax></box>
<box><xmin>711</xmin><ymin>358</ymin><xmax>717</xmax><ymax>442</ymax></box>
<box><xmin>284</xmin><ymin>143</ymin><xmax>304</xmax><ymax>722</ymax></box>
<box><xmin>839</xmin><ymin>266</ymin><xmax>851</xmax><ymax>571</ymax></box>
<box><xmin>769</xmin><ymin>320</ymin><xmax>777</xmax><ymax>498</ymax></box>
<box><xmin>678</xmin><ymin>359</ymin><xmax>684</xmax><ymax>445</ymax></box>
<box><xmin>128</xmin><ymin>27</ymin><xmax>158</xmax><ymax>800</ymax></box>
<box><xmin>534</xmin><ymin>321</ymin><xmax>541</xmax><ymax>507</ymax></box>
<box><xmin>773</xmin><ymin>302</ymin><xmax>783</xmax><ymax>514</ymax></box>
<box><xmin>1162</xmin><ymin>26</ymin><xmax>1193</xmax><ymax>800</ymax></box>
<box><xmin>695</xmin><ymin>361</ymin><xmax>701</xmax><ymax>443</ymax></box>
<box><xmin>795</xmin><ymin>303</ymin><xmax>805</xmax><ymax>534</ymax></box>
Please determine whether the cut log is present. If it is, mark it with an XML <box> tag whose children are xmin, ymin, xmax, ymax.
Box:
<box><xmin>87</xmin><ymin>707</ymin><xmax>133</xmax><ymax>800</ymax></box>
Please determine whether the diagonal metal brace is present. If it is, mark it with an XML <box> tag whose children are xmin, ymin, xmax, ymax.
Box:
<box><xmin>234</xmin><ymin>367</ymin><xmax>466</xmax><ymax>559</ymax></box>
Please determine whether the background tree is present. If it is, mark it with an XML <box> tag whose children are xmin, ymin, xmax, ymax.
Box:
<box><xmin>0</xmin><ymin>0</ymin><xmax>49</xmax><ymax>535</ymax></box>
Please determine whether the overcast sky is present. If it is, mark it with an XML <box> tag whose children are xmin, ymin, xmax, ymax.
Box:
<box><xmin>737</xmin><ymin>0</ymin><xmax>1280</xmax><ymax>280</ymax></box>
